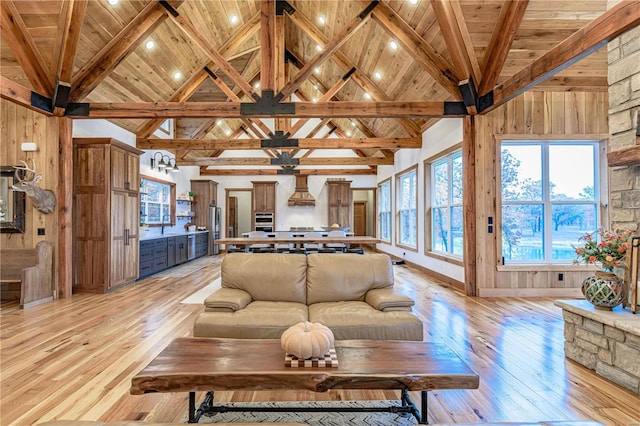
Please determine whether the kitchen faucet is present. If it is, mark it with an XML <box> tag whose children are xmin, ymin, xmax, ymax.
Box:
<box><xmin>161</xmin><ymin>214</ymin><xmax>170</xmax><ymax>234</ymax></box>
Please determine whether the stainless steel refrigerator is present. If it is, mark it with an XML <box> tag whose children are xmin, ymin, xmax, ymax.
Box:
<box><xmin>209</xmin><ymin>205</ymin><xmax>221</xmax><ymax>255</ymax></box>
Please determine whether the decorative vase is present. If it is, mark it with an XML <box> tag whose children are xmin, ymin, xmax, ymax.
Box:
<box><xmin>581</xmin><ymin>270</ymin><xmax>626</xmax><ymax>310</ymax></box>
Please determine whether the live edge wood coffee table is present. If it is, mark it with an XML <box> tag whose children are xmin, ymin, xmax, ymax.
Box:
<box><xmin>130</xmin><ymin>338</ymin><xmax>479</xmax><ymax>424</ymax></box>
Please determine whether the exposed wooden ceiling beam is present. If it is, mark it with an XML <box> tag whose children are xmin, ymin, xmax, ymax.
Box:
<box><xmin>285</xmin><ymin>8</ymin><xmax>422</xmax><ymax>137</ymax></box>
<box><xmin>369</xmin><ymin>1</ymin><xmax>461</xmax><ymax>99</ymax></box>
<box><xmin>607</xmin><ymin>144</ymin><xmax>640</xmax><ymax>167</ymax></box>
<box><xmin>136</xmin><ymin>14</ymin><xmax>260</xmax><ymax>138</ymax></box>
<box><xmin>478</xmin><ymin>0</ymin><xmax>529</xmax><ymax>96</ymax></box>
<box><xmin>161</xmin><ymin>2</ymin><xmax>255</xmax><ymax>99</ymax></box>
<box><xmin>0</xmin><ymin>76</ymin><xmax>53</xmax><ymax>116</ymax></box>
<box><xmin>260</xmin><ymin>0</ymin><xmax>276</xmax><ymax>92</ymax></box>
<box><xmin>199</xmin><ymin>168</ymin><xmax>377</xmax><ymax>176</ymax></box>
<box><xmin>136</xmin><ymin>137</ymin><xmax>421</xmax><ymax>150</ymax></box>
<box><xmin>72</xmin><ymin>100</ymin><xmax>460</xmax><ymax>119</ymax></box>
<box><xmin>70</xmin><ymin>1</ymin><xmax>181</xmax><ymax>101</ymax></box>
<box><xmin>488</xmin><ymin>0</ymin><xmax>640</xmax><ymax>112</ymax></box>
<box><xmin>430</xmin><ymin>0</ymin><xmax>481</xmax><ymax>86</ymax></box>
<box><xmin>180</xmin><ymin>157</ymin><xmax>393</xmax><ymax>166</ymax></box>
<box><xmin>52</xmin><ymin>0</ymin><xmax>87</xmax><ymax>85</ymax></box>
<box><xmin>0</xmin><ymin>0</ymin><xmax>54</xmax><ymax>96</ymax></box>
<box><xmin>288</xmin><ymin>69</ymin><xmax>355</xmax><ymax>136</ymax></box>
<box><xmin>279</xmin><ymin>3</ymin><xmax>374</xmax><ymax>99</ymax></box>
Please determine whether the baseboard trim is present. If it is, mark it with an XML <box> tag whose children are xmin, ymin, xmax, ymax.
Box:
<box><xmin>478</xmin><ymin>287</ymin><xmax>583</xmax><ymax>298</ymax></box>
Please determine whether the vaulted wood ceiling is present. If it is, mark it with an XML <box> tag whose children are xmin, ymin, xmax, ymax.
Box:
<box><xmin>1</xmin><ymin>0</ymin><xmax>638</xmax><ymax>175</ymax></box>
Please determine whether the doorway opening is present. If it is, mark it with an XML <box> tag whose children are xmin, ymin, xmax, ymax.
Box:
<box><xmin>352</xmin><ymin>188</ymin><xmax>376</xmax><ymax>237</ymax></box>
<box><xmin>226</xmin><ymin>189</ymin><xmax>252</xmax><ymax>238</ymax></box>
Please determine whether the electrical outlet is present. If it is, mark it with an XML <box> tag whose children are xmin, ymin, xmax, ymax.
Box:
<box><xmin>37</xmin><ymin>228</ymin><xmax>45</xmax><ymax>236</ymax></box>
<box><xmin>558</xmin><ymin>273</ymin><xmax>564</xmax><ymax>281</ymax></box>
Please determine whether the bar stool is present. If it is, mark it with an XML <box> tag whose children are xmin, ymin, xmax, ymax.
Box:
<box><xmin>248</xmin><ymin>231</ymin><xmax>275</xmax><ymax>253</ymax></box>
<box><xmin>326</xmin><ymin>230</ymin><xmax>347</xmax><ymax>253</ymax></box>
<box><xmin>345</xmin><ymin>247</ymin><xmax>365</xmax><ymax>254</ymax></box>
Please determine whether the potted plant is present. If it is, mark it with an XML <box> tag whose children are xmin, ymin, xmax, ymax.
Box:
<box><xmin>188</xmin><ymin>191</ymin><xmax>195</xmax><ymax>201</ymax></box>
<box><xmin>573</xmin><ymin>227</ymin><xmax>632</xmax><ymax>310</ymax></box>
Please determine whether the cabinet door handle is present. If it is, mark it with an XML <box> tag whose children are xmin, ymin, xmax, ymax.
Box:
<box><xmin>125</xmin><ymin>229</ymin><xmax>130</xmax><ymax>245</ymax></box>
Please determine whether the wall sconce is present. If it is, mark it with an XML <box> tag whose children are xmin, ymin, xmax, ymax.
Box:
<box><xmin>150</xmin><ymin>152</ymin><xmax>180</xmax><ymax>174</ymax></box>
<box><xmin>21</xmin><ymin>142</ymin><xmax>38</xmax><ymax>152</ymax></box>
<box><xmin>150</xmin><ymin>152</ymin><xmax>169</xmax><ymax>171</ymax></box>
<box><xmin>167</xmin><ymin>158</ymin><xmax>179</xmax><ymax>173</ymax></box>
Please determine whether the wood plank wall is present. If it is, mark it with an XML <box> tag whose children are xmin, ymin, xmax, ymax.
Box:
<box><xmin>0</xmin><ymin>99</ymin><xmax>59</xmax><ymax>294</ymax></box>
<box><xmin>473</xmin><ymin>91</ymin><xmax>609</xmax><ymax>297</ymax></box>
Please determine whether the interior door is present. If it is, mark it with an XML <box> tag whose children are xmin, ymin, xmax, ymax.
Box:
<box><xmin>354</xmin><ymin>201</ymin><xmax>367</xmax><ymax>236</ymax></box>
<box><xmin>228</xmin><ymin>196</ymin><xmax>238</xmax><ymax>237</ymax></box>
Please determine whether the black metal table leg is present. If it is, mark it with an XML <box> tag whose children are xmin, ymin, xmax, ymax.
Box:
<box><xmin>188</xmin><ymin>392</ymin><xmax>196</xmax><ymax>423</ymax></box>
<box><xmin>421</xmin><ymin>390</ymin><xmax>429</xmax><ymax>424</ymax></box>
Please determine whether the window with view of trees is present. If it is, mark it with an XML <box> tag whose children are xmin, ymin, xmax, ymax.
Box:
<box><xmin>378</xmin><ymin>179</ymin><xmax>391</xmax><ymax>242</ymax></box>
<box><xmin>501</xmin><ymin>141</ymin><xmax>600</xmax><ymax>264</ymax></box>
<box><xmin>430</xmin><ymin>150</ymin><xmax>463</xmax><ymax>256</ymax></box>
<box><xmin>397</xmin><ymin>167</ymin><xmax>417</xmax><ymax>248</ymax></box>
<box><xmin>140</xmin><ymin>176</ymin><xmax>175</xmax><ymax>225</ymax></box>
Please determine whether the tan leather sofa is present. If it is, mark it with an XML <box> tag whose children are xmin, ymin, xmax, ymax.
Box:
<box><xmin>193</xmin><ymin>253</ymin><xmax>423</xmax><ymax>340</ymax></box>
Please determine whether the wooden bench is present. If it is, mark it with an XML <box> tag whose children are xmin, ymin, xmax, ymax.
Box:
<box><xmin>0</xmin><ymin>240</ymin><xmax>53</xmax><ymax>308</ymax></box>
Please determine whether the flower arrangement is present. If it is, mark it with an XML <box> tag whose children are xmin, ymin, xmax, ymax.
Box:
<box><xmin>573</xmin><ymin>227</ymin><xmax>632</xmax><ymax>271</ymax></box>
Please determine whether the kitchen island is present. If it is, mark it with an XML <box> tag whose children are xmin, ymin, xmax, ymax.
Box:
<box><xmin>139</xmin><ymin>231</ymin><xmax>209</xmax><ymax>279</ymax></box>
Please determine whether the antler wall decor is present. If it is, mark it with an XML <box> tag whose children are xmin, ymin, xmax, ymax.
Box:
<box><xmin>12</xmin><ymin>160</ymin><xmax>57</xmax><ymax>214</ymax></box>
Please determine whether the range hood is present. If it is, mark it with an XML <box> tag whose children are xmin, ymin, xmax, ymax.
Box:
<box><xmin>288</xmin><ymin>175</ymin><xmax>315</xmax><ymax>207</ymax></box>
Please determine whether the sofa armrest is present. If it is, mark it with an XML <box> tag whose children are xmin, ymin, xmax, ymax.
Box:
<box><xmin>365</xmin><ymin>288</ymin><xmax>415</xmax><ymax>311</ymax></box>
<box><xmin>204</xmin><ymin>288</ymin><xmax>252</xmax><ymax>311</ymax></box>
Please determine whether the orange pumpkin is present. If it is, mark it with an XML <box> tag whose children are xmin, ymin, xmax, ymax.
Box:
<box><xmin>281</xmin><ymin>321</ymin><xmax>335</xmax><ymax>359</ymax></box>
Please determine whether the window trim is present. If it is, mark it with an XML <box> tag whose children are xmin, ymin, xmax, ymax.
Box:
<box><xmin>377</xmin><ymin>177</ymin><xmax>392</xmax><ymax>244</ymax></box>
<box><xmin>497</xmin><ymin>138</ymin><xmax>607</xmax><ymax>266</ymax></box>
<box><xmin>424</xmin><ymin>147</ymin><xmax>464</xmax><ymax>260</ymax></box>
<box><xmin>140</xmin><ymin>174</ymin><xmax>176</xmax><ymax>227</ymax></box>
<box><xmin>395</xmin><ymin>165</ymin><xmax>418</xmax><ymax>252</ymax></box>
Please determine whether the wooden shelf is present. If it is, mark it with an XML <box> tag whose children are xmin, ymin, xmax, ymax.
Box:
<box><xmin>176</xmin><ymin>215</ymin><xmax>196</xmax><ymax>218</ymax></box>
<box><xmin>607</xmin><ymin>144</ymin><xmax>640</xmax><ymax>167</ymax></box>
<box><xmin>177</xmin><ymin>199</ymin><xmax>195</xmax><ymax>203</ymax></box>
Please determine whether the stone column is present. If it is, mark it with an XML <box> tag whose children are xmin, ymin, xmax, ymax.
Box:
<box><xmin>607</xmin><ymin>23</ymin><xmax>640</xmax><ymax>230</ymax></box>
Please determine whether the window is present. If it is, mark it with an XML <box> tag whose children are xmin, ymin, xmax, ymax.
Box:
<box><xmin>378</xmin><ymin>179</ymin><xmax>391</xmax><ymax>242</ymax></box>
<box><xmin>501</xmin><ymin>141</ymin><xmax>600</xmax><ymax>264</ymax></box>
<box><xmin>140</xmin><ymin>176</ymin><xmax>175</xmax><ymax>225</ymax></box>
<box><xmin>430</xmin><ymin>150</ymin><xmax>463</xmax><ymax>256</ymax></box>
<box><xmin>158</xmin><ymin>119</ymin><xmax>172</xmax><ymax>136</ymax></box>
<box><xmin>397</xmin><ymin>166</ymin><xmax>417</xmax><ymax>249</ymax></box>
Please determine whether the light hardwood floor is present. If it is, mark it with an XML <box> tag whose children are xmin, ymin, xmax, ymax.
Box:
<box><xmin>1</xmin><ymin>255</ymin><xmax>638</xmax><ymax>425</ymax></box>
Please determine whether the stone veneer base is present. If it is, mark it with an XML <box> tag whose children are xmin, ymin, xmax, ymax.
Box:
<box><xmin>554</xmin><ymin>299</ymin><xmax>640</xmax><ymax>394</ymax></box>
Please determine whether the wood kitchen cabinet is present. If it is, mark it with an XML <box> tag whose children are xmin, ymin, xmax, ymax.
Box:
<box><xmin>190</xmin><ymin>180</ymin><xmax>218</xmax><ymax>229</ymax></box>
<box><xmin>73</xmin><ymin>138</ymin><xmax>143</xmax><ymax>293</ymax></box>
<box><xmin>327</xmin><ymin>180</ymin><xmax>352</xmax><ymax>229</ymax></box>
<box><xmin>252</xmin><ymin>181</ymin><xmax>276</xmax><ymax>212</ymax></box>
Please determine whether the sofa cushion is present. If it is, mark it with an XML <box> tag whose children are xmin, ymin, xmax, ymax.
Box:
<box><xmin>308</xmin><ymin>301</ymin><xmax>423</xmax><ymax>341</ymax></box>
<box><xmin>365</xmin><ymin>288</ymin><xmax>414</xmax><ymax>311</ymax></box>
<box><xmin>194</xmin><ymin>301</ymin><xmax>308</xmax><ymax>339</ymax></box>
<box><xmin>204</xmin><ymin>288</ymin><xmax>252</xmax><ymax>311</ymax></box>
<box><xmin>222</xmin><ymin>253</ymin><xmax>307</xmax><ymax>303</ymax></box>
<box><xmin>306</xmin><ymin>254</ymin><xmax>394</xmax><ymax>305</ymax></box>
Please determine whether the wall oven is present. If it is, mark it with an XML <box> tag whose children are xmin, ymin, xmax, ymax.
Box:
<box><xmin>254</xmin><ymin>212</ymin><xmax>274</xmax><ymax>232</ymax></box>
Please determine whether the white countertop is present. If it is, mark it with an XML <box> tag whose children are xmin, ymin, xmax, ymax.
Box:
<box><xmin>140</xmin><ymin>230</ymin><xmax>209</xmax><ymax>242</ymax></box>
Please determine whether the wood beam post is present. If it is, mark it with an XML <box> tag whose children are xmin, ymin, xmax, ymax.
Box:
<box><xmin>58</xmin><ymin>118</ymin><xmax>73</xmax><ymax>299</ymax></box>
<box><xmin>462</xmin><ymin>115</ymin><xmax>476</xmax><ymax>297</ymax></box>
<box><xmin>260</xmin><ymin>0</ymin><xmax>276</xmax><ymax>93</ymax></box>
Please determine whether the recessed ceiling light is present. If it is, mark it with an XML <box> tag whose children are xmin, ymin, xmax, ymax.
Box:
<box><xmin>351</xmin><ymin>121</ymin><xmax>356</xmax><ymax>127</ymax></box>
<box><xmin>364</xmin><ymin>92</ymin><xmax>371</xmax><ymax>100</ymax></box>
<box><xmin>389</xmin><ymin>40</ymin><xmax>398</xmax><ymax>50</ymax></box>
<box><xmin>107</xmin><ymin>0</ymin><xmax>118</xmax><ymax>5</ymax></box>
<box><xmin>409</xmin><ymin>0</ymin><xmax>418</xmax><ymax>4</ymax></box>
<box><xmin>230</xmin><ymin>14</ymin><xmax>239</xmax><ymax>25</ymax></box>
<box><xmin>316</xmin><ymin>44</ymin><xmax>323</xmax><ymax>52</ymax></box>
<box><xmin>346</xmin><ymin>131</ymin><xmax>352</xmax><ymax>137</ymax></box>
<box><xmin>145</xmin><ymin>40</ymin><xmax>154</xmax><ymax>50</ymax></box>
<box><xmin>173</xmin><ymin>71</ymin><xmax>182</xmax><ymax>80</ymax></box>
<box><xmin>254</xmin><ymin>81</ymin><xmax>260</xmax><ymax>89</ymax></box>
<box><xmin>373</xmin><ymin>71</ymin><xmax>382</xmax><ymax>80</ymax></box>
<box><xmin>318</xmin><ymin>16</ymin><xmax>325</xmax><ymax>25</ymax></box>
<box><xmin>313</xmin><ymin>84</ymin><xmax>319</xmax><ymax>90</ymax></box>
<box><xmin>312</xmin><ymin>98</ymin><xmax>318</xmax><ymax>103</ymax></box>
<box><xmin>225</xmin><ymin>130</ymin><xmax>232</xmax><ymax>136</ymax></box>
<box><xmin>314</xmin><ymin>67</ymin><xmax>321</xmax><ymax>75</ymax></box>
<box><xmin>216</xmin><ymin>119</ymin><xmax>223</xmax><ymax>126</ymax></box>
